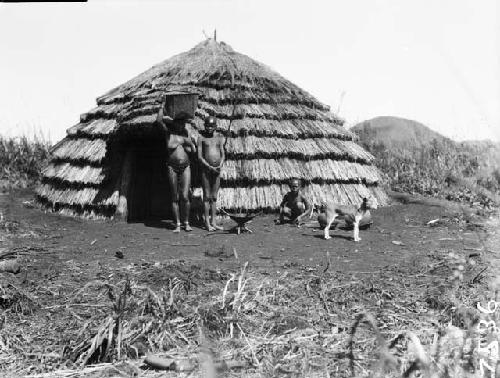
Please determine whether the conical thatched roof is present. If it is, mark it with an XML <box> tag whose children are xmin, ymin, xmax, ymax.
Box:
<box><xmin>36</xmin><ymin>39</ymin><xmax>387</xmax><ymax>217</ymax></box>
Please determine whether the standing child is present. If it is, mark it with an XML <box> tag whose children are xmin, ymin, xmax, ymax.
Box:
<box><xmin>197</xmin><ymin>116</ymin><xmax>225</xmax><ymax>231</ymax></box>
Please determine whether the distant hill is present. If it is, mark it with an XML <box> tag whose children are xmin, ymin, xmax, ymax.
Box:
<box><xmin>350</xmin><ymin>116</ymin><xmax>500</xmax><ymax>207</ymax></box>
<box><xmin>350</xmin><ymin>116</ymin><xmax>454</xmax><ymax>148</ymax></box>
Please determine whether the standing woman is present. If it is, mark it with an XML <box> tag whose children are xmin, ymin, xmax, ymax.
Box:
<box><xmin>156</xmin><ymin>102</ymin><xmax>197</xmax><ymax>233</ymax></box>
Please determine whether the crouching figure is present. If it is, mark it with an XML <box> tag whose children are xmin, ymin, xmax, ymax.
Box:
<box><xmin>276</xmin><ymin>178</ymin><xmax>311</xmax><ymax>226</ymax></box>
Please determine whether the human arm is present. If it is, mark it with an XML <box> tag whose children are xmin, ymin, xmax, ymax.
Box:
<box><xmin>183</xmin><ymin>138</ymin><xmax>195</xmax><ymax>154</ymax></box>
<box><xmin>215</xmin><ymin>135</ymin><xmax>226</xmax><ymax>172</ymax></box>
<box><xmin>196</xmin><ymin>137</ymin><xmax>218</xmax><ymax>172</ymax></box>
<box><xmin>184</xmin><ymin>130</ymin><xmax>197</xmax><ymax>154</ymax></box>
<box><xmin>279</xmin><ymin>193</ymin><xmax>289</xmax><ymax>208</ymax></box>
<box><xmin>275</xmin><ymin>193</ymin><xmax>289</xmax><ymax>224</ymax></box>
<box><xmin>155</xmin><ymin>103</ymin><xmax>173</xmax><ymax>133</ymax></box>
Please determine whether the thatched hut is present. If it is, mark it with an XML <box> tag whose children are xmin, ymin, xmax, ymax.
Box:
<box><xmin>36</xmin><ymin>39</ymin><xmax>387</xmax><ymax>221</ymax></box>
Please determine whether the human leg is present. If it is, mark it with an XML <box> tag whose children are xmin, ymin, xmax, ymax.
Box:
<box><xmin>278</xmin><ymin>206</ymin><xmax>292</xmax><ymax>224</ymax></box>
<box><xmin>290</xmin><ymin>203</ymin><xmax>306</xmax><ymax>225</ymax></box>
<box><xmin>201</xmin><ymin>170</ymin><xmax>215</xmax><ymax>231</ymax></box>
<box><xmin>167</xmin><ymin>165</ymin><xmax>181</xmax><ymax>233</ymax></box>
<box><xmin>179</xmin><ymin>166</ymin><xmax>192</xmax><ymax>231</ymax></box>
<box><xmin>210</xmin><ymin>174</ymin><xmax>222</xmax><ymax>230</ymax></box>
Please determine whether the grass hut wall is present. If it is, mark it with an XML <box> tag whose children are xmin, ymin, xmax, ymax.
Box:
<box><xmin>36</xmin><ymin>39</ymin><xmax>388</xmax><ymax>221</ymax></box>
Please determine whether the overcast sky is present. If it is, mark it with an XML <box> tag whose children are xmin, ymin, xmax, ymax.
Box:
<box><xmin>0</xmin><ymin>0</ymin><xmax>498</xmax><ymax>143</ymax></box>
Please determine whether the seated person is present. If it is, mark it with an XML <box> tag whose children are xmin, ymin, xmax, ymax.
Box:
<box><xmin>276</xmin><ymin>178</ymin><xmax>311</xmax><ymax>225</ymax></box>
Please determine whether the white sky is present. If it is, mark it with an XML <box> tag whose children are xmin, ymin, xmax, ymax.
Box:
<box><xmin>0</xmin><ymin>0</ymin><xmax>499</xmax><ymax>143</ymax></box>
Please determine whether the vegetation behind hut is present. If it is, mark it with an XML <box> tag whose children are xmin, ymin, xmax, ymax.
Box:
<box><xmin>352</xmin><ymin>116</ymin><xmax>500</xmax><ymax>207</ymax></box>
<box><xmin>0</xmin><ymin>135</ymin><xmax>51</xmax><ymax>190</ymax></box>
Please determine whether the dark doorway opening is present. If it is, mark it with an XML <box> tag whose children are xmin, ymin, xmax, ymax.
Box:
<box><xmin>127</xmin><ymin>135</ymin><xmax>170</xmax><ymax>223</ymax></box>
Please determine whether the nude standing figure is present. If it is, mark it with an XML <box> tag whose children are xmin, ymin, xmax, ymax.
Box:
<box><xmin>197</xmin><ymin>116</ymin><xmax>225</xmax><ymax>231</ymax></box>
<box><xmin>156</xmin><ymin>103</ymin><xmax>197</xmax><ymax>233</ymax></box>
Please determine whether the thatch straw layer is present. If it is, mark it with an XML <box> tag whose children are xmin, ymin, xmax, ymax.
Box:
<box><xmin>217</xmin><ymin>182</ymin><xmax>388</xmax><ymax>210</ymax></box>
<box><xmin>122</xmin><ymin>114</ymin><xmax>350</xmax><ymax>139</ymax></box>
<box><xmin>75</xmin><ymin>99</ymin><xmax>346</xmax><ymax>140</ymax></box>
<box><xmin>223</xmin><ymin>137</ymin><xmax>374</xmax><ymax>162</ymax></box>
<box><xmin>36</xmin><ymin>182</ymin><xmax>386</xmax><ymax>213</ymax></box>
<box><xmin>51</xmin><ymin>138</ymin><xmax>108</xmax><ymax>163</ymax></box>
<box><xmin>81</xmin><ymin>103</ymin><xmax>127</xmax><ymax>122</ymax></box>
<box><xmin>36</xmin><ymin>184</ymin><xmax>119</xmax><ymax>207</ymax></box>
<box><xmin>195</xmin><ymin>102</ymin><xmax>338</xmax><ymax>122</ymax></box>
<box><xmin>82</xmin><ymin>97</ymin><xmax>339</xmax><ymax>126</ymax></box>
<box><xmin>67</xmin><ymin>119</ymin><xmax>118</xmax><ymax>137</ymax></box>
<box><xmin>207</xmin><ymin>118</ymin><xmax>349</xmax><ymax>139</ymax></box>
<box><xmin>197</xmin><ymin>86</ymin><xmax>332</xmax><ymax>108</ymax></box>
<box><xmin>221</xmin><ymin>158</ymin><xmax>381</xmax><ymax>184</ymax></box>
<box><xmin>42</xmin><ymin>163</ymin><xmax>106</xmax><ymax>185</ymax></box>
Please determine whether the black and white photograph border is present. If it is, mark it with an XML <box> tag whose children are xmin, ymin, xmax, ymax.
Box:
<box><xmin>0</xmin><ymin>1</ymin><xmax>499</xmax><ymax>377</ymax></box>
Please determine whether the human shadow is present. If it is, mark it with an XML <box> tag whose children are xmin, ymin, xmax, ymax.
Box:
<box><xmin>203</xmin><ymin>229</ymin><xmax>233</xmax><ymax>237</ymax></box>
<box><xmin>143</xmin><ymin>218</ymin><xmax>172</xmax><ymax>229</ymax></box>
<box><xmin>143</xmin><ymin>216</ymin><xmax>211</xmax><ymax>230</ymax></box>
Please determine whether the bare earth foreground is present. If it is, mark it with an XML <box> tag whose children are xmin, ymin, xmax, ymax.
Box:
<box><xmin>0</xmin><ymin>189</ymin><xmax>499</xmax><ymax>377</ymax></box>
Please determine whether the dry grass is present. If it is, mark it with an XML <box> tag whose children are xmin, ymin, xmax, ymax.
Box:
<box><xmin>0</xmin><ymin>227</ymin><xmax>496</xmax><ymax>377</ymax></box>
<box><xmin>0</xmin><ymin>135</ymin><xmax>51</xmax><ymax>190</ymax></box>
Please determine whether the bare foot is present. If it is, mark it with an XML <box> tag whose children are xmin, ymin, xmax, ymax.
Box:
<box><xmin>173</xmin><ymin>225</ymin><xmax>181</xmax><ymax>233</ymax></box>
<box><xmin>184</xmin><ymin>223</ymin><xmax>193</xmax><ymax>232</ymax></box>
<box><xmin>212</xmin><ymin>224</ymin><xmax>224</xmax><ymax>231</ymax></box>
<box><xmin>206</xmin><ymin>224</ymin><xmax>216</xmax><ymax>232</ymax></box>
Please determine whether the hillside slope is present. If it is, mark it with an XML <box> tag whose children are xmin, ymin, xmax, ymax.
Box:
<box><xmin>351</xmin><ymin>116</ymin><xmax>453</xmax><ymax>148</ymax></box>
<box><xmin>350</xmin><ymin>117</ymin><xmax>500</xmax><ymax>207</ymax></box>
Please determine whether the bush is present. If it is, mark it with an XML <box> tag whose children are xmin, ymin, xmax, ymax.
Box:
<box><xmin>0</xmin><ymin>135</ymin><xmax>51</xmax><ymax>189</ymax></box>
<box><xmin>358</xmin><ymin>138</ymin><xmax>500</xmax><ymax>207</ymax></box>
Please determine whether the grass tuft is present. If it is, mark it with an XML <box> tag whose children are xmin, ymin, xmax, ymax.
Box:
<box><xmin>0</xmin><ymin>135</ymin><xmax>51</xmax><ymax>190</ymax></box>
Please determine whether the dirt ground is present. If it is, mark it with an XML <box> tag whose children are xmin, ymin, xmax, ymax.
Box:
<box><xmin>1</xmin><ymin>189</ymin><xmax>498</xmax><ymax>377</ymax></box>
<box><xmin>1</xmin><ymin>189</ymin><xmax>493</xmax><ymax>274</ymax></box>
